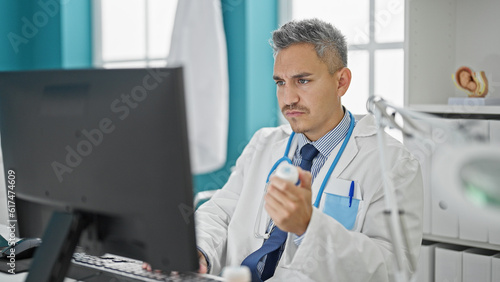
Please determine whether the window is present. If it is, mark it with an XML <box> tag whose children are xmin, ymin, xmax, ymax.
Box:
<box><xmin>280</xmin><ymin>0</ymin><xmax>405</xmax><ymax>114</ymax></box>
<box><xmin>93</xmin><ymin>0</ymin><xmax>178</xmax><ymax>68</ymax></box>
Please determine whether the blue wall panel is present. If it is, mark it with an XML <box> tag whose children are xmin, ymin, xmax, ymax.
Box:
<box><xmin>61</xmin><ymin>0</ymin><xmax>92</xmax><ymax>68</ymax></box>
<box><xmin>0</xmin><ymin>0</ymin><xmax>92</xmax><ymax>71</ymax></box>
<box><xmin>0</xmin><ymin>1</ymin><xmax>30</xmax><ymax>70</ymax></box>
<box><xmin>194</xmin><ymin>0</ymin><xmax>279</xmax><ymax>196</ymax></box>
<box><xmin>246</xmin><ymin>0</ymin><xmax>279</xmax><ymax>139</ymax></box>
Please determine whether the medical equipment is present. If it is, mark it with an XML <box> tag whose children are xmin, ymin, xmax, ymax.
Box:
<box><xmin>367</xmin><ymin>96</ymin><xmax>500</xmax><ymax>282</ymax></box>
<box><xmin>370</xmin><ymin>99</ymin><xmax>413</xmax><ymax>282</ymax></box>
<box><xmin>458</xmin><ymin>151</ymin><xmax>500</xmax><ymax>207</ymax></box>
<box><xmin>433</xmin><ymin>144</ymin><xmax>500</xmax><ymax>221</ymax></box>
<box><xmin>253</xmin><ymin>111</ymin><xmax>355</xmax><ymax>239</ymax></box>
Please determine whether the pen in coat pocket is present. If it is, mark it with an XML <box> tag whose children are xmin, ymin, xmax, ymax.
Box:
<box><xmin>349</xmin><ymin>181</ymin><xmax>354</xmax><ymax>207</ymax></box>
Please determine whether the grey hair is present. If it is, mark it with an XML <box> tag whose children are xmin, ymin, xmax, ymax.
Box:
<box><xmin>271</xmin><ymin>18</ymin><xmax>347</xmax><ymax>73</ymax></box>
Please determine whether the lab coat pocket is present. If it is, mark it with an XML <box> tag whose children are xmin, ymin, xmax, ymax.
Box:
<box><xmin>323</xmin><ymin>193</ymin><xmax>360</xmax><ymax>230</ymax></box>
<box><xmin>320</xmin><ymin>179</ymin><xmax>363</xmax><ymax>231</ymax></box>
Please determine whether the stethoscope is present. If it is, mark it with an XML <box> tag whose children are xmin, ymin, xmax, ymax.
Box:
<box><xmin>254</xmin><ymin>111</ymin><xmax>355</xmax><ymax>239</ymax></box>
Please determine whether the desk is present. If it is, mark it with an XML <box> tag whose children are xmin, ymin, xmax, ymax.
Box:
<box><xmin>0</xmin><ymin>225</ymin><xmax>84</xmax><ymax>281</ymax></box>
<box><xmin>0</xmin><ymin>272</ymin><xmax>26</xmax><ymax>282</ymax></box>
<box><xmin>0</xmin><ymin>272</ymin><xmax>27</xmax><ymax>281</ymax></box>
<box><xmin>0</xmin><ymin>224</ymin><xmax>224</xmax><ymax>282</ymax></box>
<box><xmin>0</xmin><ymin>272</ymin><xmax>78</xmax><ymax>282</ymax></box>
<box><xmin>0</xmin><ymin>224</ymin><xmax>31</xmax><ymax>280</ymax></box>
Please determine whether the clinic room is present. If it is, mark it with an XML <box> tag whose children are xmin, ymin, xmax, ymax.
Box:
<box><xmin>0</xmin><ymin>0</ymin><xmax>499</xmax><ymax>281</ymax></box>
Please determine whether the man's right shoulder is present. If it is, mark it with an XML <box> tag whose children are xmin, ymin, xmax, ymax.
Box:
<box><xmin>235</xmin><ymin>124</ymin><xmax>292</xmax><ymax>166</ymax></box>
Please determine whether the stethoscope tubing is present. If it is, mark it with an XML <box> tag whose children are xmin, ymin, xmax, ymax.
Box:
<box><xmin>266</xmin><ymin>111</ymin><xmax>355</xmax><ymax>207</ymax></box>
<box><xmin>254</xmin><ymin>111</ymin><xmax>355</xmax><ymax>239</ymax></box>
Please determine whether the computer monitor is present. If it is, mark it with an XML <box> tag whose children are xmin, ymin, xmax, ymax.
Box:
<box><xmin>0</xmin><ymin>67</ymin><xmax>198</xmax><ymax>281</ymax></box>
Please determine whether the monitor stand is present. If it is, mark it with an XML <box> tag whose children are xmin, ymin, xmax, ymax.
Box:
<box><xmin>26</xmin><ymin>211</ymin><xmax>88</xmax><ymax>282</ymax></box>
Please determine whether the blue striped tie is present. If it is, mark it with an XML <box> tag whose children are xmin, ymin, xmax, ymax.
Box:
<box><xmin>241</xmin><ymin>144</ymin><xmax>319</xmax><ymax>281</ymax></box>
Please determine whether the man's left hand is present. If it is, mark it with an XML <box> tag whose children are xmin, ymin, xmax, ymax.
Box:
<box><xmin>264</xmin><ymin>167</ymin><xmax>313</xmax><ymax>236</ymax></box>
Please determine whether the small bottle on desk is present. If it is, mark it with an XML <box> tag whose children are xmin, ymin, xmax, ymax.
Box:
<box><xmin>222</xmin><ymin>265</ymin><xmax>251</xmax><ymax>282</ymax></box>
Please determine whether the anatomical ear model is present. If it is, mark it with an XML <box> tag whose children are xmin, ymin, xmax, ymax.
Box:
<box><xmin>452</xmin><ymin>66</ymin><xmax>489</xmax><ymax>97</ymax></box>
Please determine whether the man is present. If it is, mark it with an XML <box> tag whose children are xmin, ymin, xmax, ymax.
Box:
<box><xmin>195</xmin><ymin>18</ymin><xmax>423</xmax><ymax>281</ymax></box>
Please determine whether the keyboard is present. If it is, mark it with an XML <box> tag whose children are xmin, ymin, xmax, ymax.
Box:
<box><xmin>69</xmin><ymin>252</ymin><xmax>225</xmax><ymax>282</ymax></box>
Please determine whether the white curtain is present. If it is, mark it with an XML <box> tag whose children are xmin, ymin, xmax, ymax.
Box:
<box><xmin>168</xmin><ymin>0</ymin><xmax>229</xmax><ymax>174</ymax></box>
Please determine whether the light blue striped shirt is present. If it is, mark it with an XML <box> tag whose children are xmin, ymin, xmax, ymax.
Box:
<box><xmin>292</xmin><ymin>108</ymin><xmax>351</xmax><ymax>181</ymax></box>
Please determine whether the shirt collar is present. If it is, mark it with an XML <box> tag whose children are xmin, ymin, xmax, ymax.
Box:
<box><xmin>296</xmin><ymin>108</ymin><xmax>351</xmax><ymax>159</ymax></box>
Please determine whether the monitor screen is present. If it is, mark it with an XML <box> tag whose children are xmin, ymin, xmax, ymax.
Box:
<box><xmin>0</xmin><ymin>67</ymin><xmax>198</xmax><ymax>279</ymax></box>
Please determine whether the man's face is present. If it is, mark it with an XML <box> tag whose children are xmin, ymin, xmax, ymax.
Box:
<box><xmin>273</xmin><ymin>43</ymin><xmax>345</xmax><ymax>141</ymax></box>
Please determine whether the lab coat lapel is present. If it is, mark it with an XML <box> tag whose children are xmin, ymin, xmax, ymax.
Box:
<box><xmin>270</xmin><ymin>127</ymin><xmax>296</xmax><ymax>164</ymax></box>
<box><xmin>330</xmin><ymin>138</ymin><xmax>359</xmax><ymax>178</ymax></box>
<box><xmin>271</xmin><ymin>139</ymin><xmax>287</xmax><ymax>165</ymax></box>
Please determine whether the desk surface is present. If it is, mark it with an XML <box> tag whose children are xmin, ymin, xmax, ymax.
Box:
<box><xmin>0</xmin><ymin>224</ymin><xmax>224</xmax><ymax>281</ymax></box>
<box><xmin>0</xmin><ymin>272</ymin><xmax>27</xmax><ymax>281</ymax></box>
<box><xmin>0</xmin><ymin>273</ymin><xmax>78</xmax><ymax>282</ymax></box>
<box><xmin>0</xmin><ymin>225</ymin><xmax>76</xmax><ymax>281</ymax></box>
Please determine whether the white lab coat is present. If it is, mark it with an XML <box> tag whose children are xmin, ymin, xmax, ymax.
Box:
<box><xmin>195</xmin><ymin>114</ymin><xmax>423</xmax><ymax>281</ymax></box>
